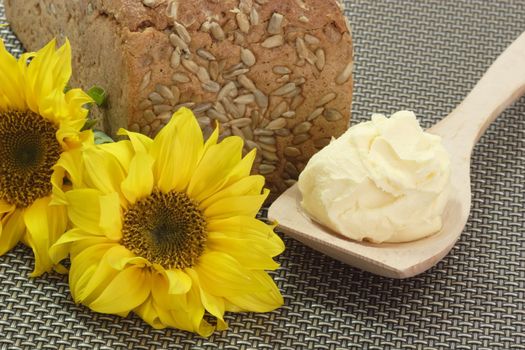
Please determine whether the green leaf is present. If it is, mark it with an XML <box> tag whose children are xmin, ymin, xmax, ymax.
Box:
<box><xmin>94</xmin><ymin>130</ymin><xmax>114</xmax><ymax>144</ymax></box>
<box><xmin>88</xmin><ymin>86</ymin><xmax>107</xmax><ymax>107</ymax></box>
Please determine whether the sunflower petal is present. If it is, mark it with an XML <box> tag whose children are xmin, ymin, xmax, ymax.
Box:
<box><xmin>49</xmin><ymin>228</ymin><xmax>106</xmax><ymax>264</ymax></box>
<box><xmin>61</xmin><ymin>88</ymin><xmax>93</xmax><ymax>132</ymax></box>
<box><xmin>25</xmin><ymin>39</ymin><xmax>63</xmax><ymax>119</ymax></box>
<box><xmin>184</xmin><ymin>273</ymin><xmax>215</xmax><ymax>337</ymax></box>
<box><xmin>82</xmin><ymin>146</ymin><xmax>126</xmax><ymax>194</ymax></box>
<box><xmin>163</xmin><ymin>269</ymin><xmax>192</xmax><ymax>295</ymax></box>
<box><xmin>207</xmin><ymin>216</ymin><xmax>285</xmax><ymax>257</ymax></box>
<box><xmin>97</xmin><ymin>141</ymin><xmax>134</xmax><ymax>173</ymax></box>
<box><xmin>23</xmin><ymin>196</ymin><xmax>68</xmax><ymax>276</ymax></box>
<box><xmin>57</xmin><ymin>116</ymin><xmax>85</xmax><ymax>143</ymax></box>
<box><xmin>149</xmin><ymin>108</ymin><xmax>204</xmax><ymax>192</ymax></box>
<box><xmin>41</xmin><ymin>39</ymin><xmax>71</xmax><ymax>98</ymax></box>
<box><xmin>204</xmin><ymin>189</ymin><xmax>269</xmax><ymax>219</ymax></box>
<box><xmin>106</xmin><ymin>245</ymin><xmax>149</xmax><ymax>270</ymax></box>
<box><xmin>0</xmin><ymin>40</ymin><xmax>25</xmax><ymax>109</ymax></box>
<box><xmin>220</xmin><ymin>148</ymin><xmax>257</xmax><ymax>189</ymax></box>
<box><xmin>207</xmin><ymin>215</ymin><xmax>273</xmax><ymax>235</ymax></box>
<box><xmin>27</xmin><ymin>40</ymin><xmax>76</xmax><ymax>123</ymax></box>
<box><xmin>64</xmin><ymin>87</ymin><xmax>94</xmax><ymax>113</ymax></box>
<box><xmin>203</xmin><ymin>124</ymin><xmax>219</xmax><ymax>153</ymax></box>
<box><xmin>224</xmin><ymin>300</ymin><xmax>244</xmax><ymax>312</ymax></box>
<box><xmin>200</xmin><ymin>175</ymin><xmax>265</xmax><ymax>209</ymax></box>
<box><xmin>150</xmin><ymin>271</ymin><xmax>188</xmax><ymax>310</ymax></box>
<box><xmin>194</xmin><ymin>251</ymin><xmax>266</xmax><ymax>297</ymax></box>
<box><xmin>134</xmin><ymin>297</ymin><xmax>166</xmax><ymax>329</ymax></box>
<box><xmin>121</xmin><ymin>152</ymin><xmax>154</xmax><ymax>205</ymax></box>
<box><xmin>148</xmin><ymin>273</ymin><xmax>213</xmax><ymax>334</ymax></box>
<box><xmin>64</xmin><ymin>189</ymin><xmax>102</xmax><ymax>235</ymax></box>
<box><xmin>187</xmin><ymin>136</ymin><xmax>245</xmax><ymax>202</ymax></box>
<box><xmin>207</xmin><ymin>233</ymin><xmax>280</xmax><ymax>270</ymax></box>
<box><xmin>0</xmin><ymin>208</ymin><xmax>26</xmax><ymax>255</ymax></box>
<box><xmin>98</xmin><ymin>192</ymin><xmax>123</xmax><ymax>240</ymax></box>
<box><xmin>79</xmin><ymin>244</ymin><xmax>143</xmax><ymax>304</ymax></box>
<box><xmin>0</xmin><ymin>200</ymin><xmax>14</xmax><ymax>214</ymax></box>
<box><xmin>226</xmin><ymin>271</ymin><xmax>284</xmax><ymax>313</ymax></box>
<box><xmin>69</xmin><ymin>243</ymin><xmax>114</xmax><ymax>303</ymax></box>
<box><xmin>88</xmin><ymin>266</ymin><xmax>151</xmax><ymax>315</ymax></box>
<box><xmin>53</xmin><ymin>148</ymin><xmax>84</xmax><ymax>189</ymax></box>
<box><xmin>187</xmin><ymin>269</ymin><xmax>227</xmax><ymax>331</ymax></box>
<box><xmin>118</xmin><ymin>129</ymin><xmax>153</xmax><ymax>153</ymax></box>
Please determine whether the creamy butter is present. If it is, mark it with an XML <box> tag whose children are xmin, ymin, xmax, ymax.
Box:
<box><xmin>298</xmin><ymin>111</ymin><xmax>450</xmax><ymax>243</ymax></box>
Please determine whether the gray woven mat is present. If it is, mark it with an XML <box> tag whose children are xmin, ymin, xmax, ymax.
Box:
<box><xmin>1</xmin><ymin>1</ymin><xmax>524</xmax><ymax>349</ymax></box>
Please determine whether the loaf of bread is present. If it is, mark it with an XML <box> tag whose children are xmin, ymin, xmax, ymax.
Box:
<box><xmin>5</xmin><ymin>0</ymin><xmax>353</xmax><ymax>197</ymax></box>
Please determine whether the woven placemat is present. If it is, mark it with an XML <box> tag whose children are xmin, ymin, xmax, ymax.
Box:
<box><xmin>1</xmin><ymin>1</ymin><xmax>524</xmax><ymax>349</ymax></box>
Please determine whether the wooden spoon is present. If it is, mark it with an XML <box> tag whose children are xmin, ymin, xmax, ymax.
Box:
<box><xmin>268</xmin><ymin>31</ymin><xmax>525</xmax><ymax>278</ymax></box>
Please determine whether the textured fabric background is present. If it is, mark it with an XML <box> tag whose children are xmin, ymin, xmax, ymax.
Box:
<box><xmin>1</xmin><ymin>1</ymin><xmax>524</xmax><ymax>349</ymax></box>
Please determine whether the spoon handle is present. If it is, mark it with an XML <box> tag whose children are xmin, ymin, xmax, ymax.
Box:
<box><xmin>431</xmin><ymin>31</ymin><xmax>525</xmax><ymax>150</ymax></box>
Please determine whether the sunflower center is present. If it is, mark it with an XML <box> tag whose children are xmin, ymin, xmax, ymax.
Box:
<box><xmin>121</xmin><ymin>190</ymin><xmax>208</xmax><ymax>269</ymax></box>
<box><xmin>0</xmin><ymin>110</ymin><xmax>62</xmax><ymax>208</ymax></box>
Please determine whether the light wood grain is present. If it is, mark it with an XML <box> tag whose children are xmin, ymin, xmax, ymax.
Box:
<box><xmin>269</xmin><ymin>31</ymin><xmax>525</xmax><ymax>278</ymax></box>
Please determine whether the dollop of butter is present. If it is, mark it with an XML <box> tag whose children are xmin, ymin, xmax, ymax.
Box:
<box><xmin>298</xmin><ymin>111</ymin><xmax>451</xmax><ymax>243</ymax></box>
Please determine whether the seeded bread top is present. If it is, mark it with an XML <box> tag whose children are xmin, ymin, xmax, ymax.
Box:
<box><xmin>97</xmin><ymin>0</ymin><xmax>349</xmax><ymax>38</ymax></box>
<box><xmin>124</xmin><ymin>0</ymin><xmax>353</xmax><ymax>196</ymax></box>
<box><xmin>94</xmin><ymin>0</ymin><xmax>171</xmax><ymax>31</ymax></box>
<box><xmin>124</xmin><ymin>0</ymin><xmax>352</xmax><ymax>133</ymax></box>
<box><xmin>5</xmin><ymin>0</ymin><xmax>353</xmax><ymax>198</ymax></box>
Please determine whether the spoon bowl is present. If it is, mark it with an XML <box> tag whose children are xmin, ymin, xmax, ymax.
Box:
<box><xmin>268</xmin><ymin>31</ymin><xmax>525</xmax><ymax>278</ymax></box>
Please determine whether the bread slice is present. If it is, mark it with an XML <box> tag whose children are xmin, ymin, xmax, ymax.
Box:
<box><xmin>5</xmin><ymin>0</ymin><xmax>353</xmax><ymax>197</ymax></box>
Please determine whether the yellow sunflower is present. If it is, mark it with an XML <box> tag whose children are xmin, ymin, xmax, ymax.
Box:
<box><xmin>50</xmin><ymin>107</ymin><xmax>285</xmax><ymax>336</ymax></box>
<box><xmin>0</xmin><ymin>39</ymin><xmax>93</xmax><ymax>275</ymax></box>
